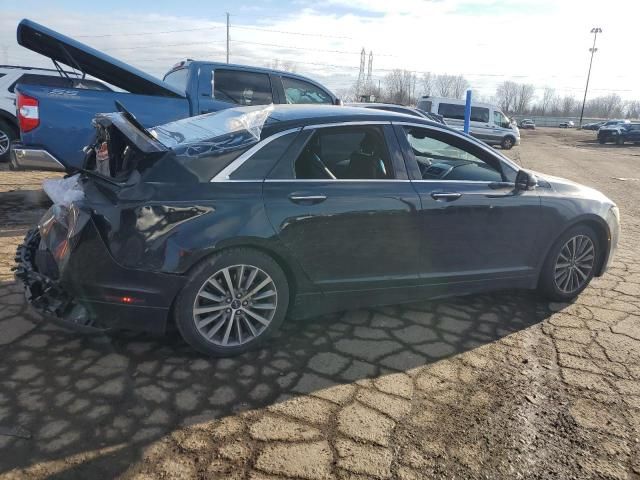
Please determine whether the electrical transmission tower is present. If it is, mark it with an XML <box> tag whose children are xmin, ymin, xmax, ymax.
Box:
<box><xmin>355</xmin><ymin>48</ymin><xmax>366</xmax><ymax>99</ymax></box>
<box><xmin>365</xmin><ymin>51</ymin><xmax>373</xmax><ymax>91</ymax></box>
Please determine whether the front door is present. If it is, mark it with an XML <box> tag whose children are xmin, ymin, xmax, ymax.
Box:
<box><xmin>263</xmin><ymin>123</ymin><xmax>422</xmax><ymax>301</ymax></box>
<box><xmin>395</xmin><ymin>124</ymin><xmax>541</xmax><ymax>285</ymax></box>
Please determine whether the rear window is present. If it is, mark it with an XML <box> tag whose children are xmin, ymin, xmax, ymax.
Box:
<box><xmin>213</xmin><ymin>69</ymin><xmax>273</xmax><ymax>106</ymax></box>
<box><xmin>163</xmin><ymin>68</ymin><xmax>189</xmax><ymax>93</ymax></box>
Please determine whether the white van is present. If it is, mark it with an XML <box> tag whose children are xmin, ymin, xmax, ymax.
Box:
<box><xmin>416</xmin><ymin>96</ymin><xmax>520</xmax><ymax>149</ymax></box>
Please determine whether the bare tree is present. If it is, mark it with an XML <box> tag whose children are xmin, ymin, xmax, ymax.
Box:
<box><xmin>495</xmin><ymin>81</ymin><xmax>519</xmax><ymax>113</ymax></box>
<box><xmin>421</xmin><ymin>72</ymin><xmax>433</xmax><ymax>96</ymax></box>
<box><xmin>560</xmin><ymin>95</ymin><xmax>578</xmax><ymax>116</ymax></box>
<box><xmin>540</xmin><ymin>87</ymin><xmax>555</xmax><ymax>115</ymax></box>
<box><xmin>433</xmin><ymin>74</ymin><xmax>468</xmax><ymax>99</ymax></box>
<box><xmin>625</xmin><ymin>100</ymin><xmax>640</xmax><ymax>119</ymax></box>
<box><xmin>451</xmin><ymin>75</ymin><xmax>470</xmax><ymax>99</ymax></box>
<box><xmin>514</xmin><ymin>83</ymin><xmax>536</xmax><ymax>114</ymax></box>
<box><xmin>383</xmin><ymin>69</ymin><xmax>416</xmax><ymax>105</ymax></box>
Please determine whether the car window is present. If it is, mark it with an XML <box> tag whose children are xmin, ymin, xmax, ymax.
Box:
<box><xmin>213</xmin><ymin>69</ymin><xmax>273</xmax><ymax>106</ymax></box>
<box><xmin>436</xmin><ymin>103</ymin><xmax>489</xmax><ymax>123</ymax></box>
<box><xmin>403</xmin><ymin>126</ymin><xmax>503</xmax><ymax>182</ymax></box>
<box><xmin>282</xmin><ymin>77</ymin><xmax>332</xmax><ymax>104</ymax></box>
<box><xmin>230</xmin><ymin>131</ymin><xmax>299</xmax><ymax>180</ymax></box>
<box><xmin>493</xmin><ymin>111</ymin><xmax>510</xmax><ymax>128</ymax></box>
<box><xmin>293</xmin><ymin>126</ymin><xmax>393</xmax><ymax>180</ymax></box>
<box><xmin>417</xmin><ymin>100</ymin><xmax>432</xmax><ymax>112</ymax></box>
<box><xmin>163</xmin><ymin>68</ymin><xmax>189</xmax><ymax>93</ymax></box>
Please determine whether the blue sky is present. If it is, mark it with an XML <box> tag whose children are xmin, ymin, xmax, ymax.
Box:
<box><xmin>1</xmin><ymin>0</ymin><xmax>636</xmax><ymax>101</ymax></box>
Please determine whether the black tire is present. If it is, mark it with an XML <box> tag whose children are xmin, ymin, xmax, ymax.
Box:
<box><xmin>538</xmin><ymin>225</ymin><xmax>600</xmax><ymax>302</ymax></box>
<box><xmin>598</xmin><ymin>137</ymin><xmax>606</xmax><ymax>144</ymax></box>
<box><xmin>174</xmin><ymin>248</ymin><xmax>289</xmax><ymax>357</ymax></box>
<box><xmin>0</xmin><ymin>119</ymin><xmax>18</xmax><ymax>163</ymax></box>
<box><xmin>501</xmin><ymin>136</ymin><xmax>516</xmax><ymax>150</ymax></box>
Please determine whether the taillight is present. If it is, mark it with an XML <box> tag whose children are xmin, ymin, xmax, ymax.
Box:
<box><xmin>17</xmin><ymin>92</ymin><xmax>39</xmax><ymax>132</ymax></box>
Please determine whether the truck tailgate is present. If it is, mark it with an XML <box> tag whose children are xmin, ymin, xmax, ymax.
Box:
<box><xmin>16</xmin><ymin>84</ymin><xmax>190</xmax><ymax>170</ymax></box>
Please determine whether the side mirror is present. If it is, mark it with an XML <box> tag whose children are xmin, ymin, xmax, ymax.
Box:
<box><xmin>515</xmin><ymin>170</ymin><xmax>538</xmax><ymax>191</ymax></box>
<box><xmin>334</xmin><ymin>98</ymin><xmax>343</xmax><ymax>106</ymax></box>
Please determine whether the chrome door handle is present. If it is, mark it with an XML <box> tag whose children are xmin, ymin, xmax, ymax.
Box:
<box><xmin>288</xmin><ymin>193</ymin><xmax>327</xmax><ymax>204</ymax></box>
<box><xmin>431</xmin><ymin>192</ymin><xmax>462</xmax><ymax>201</ymax></box>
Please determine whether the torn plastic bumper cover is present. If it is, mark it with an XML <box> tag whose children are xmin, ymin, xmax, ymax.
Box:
<box><xmin>14</xmin><ymin>229</ymin><xmax>106</xmax><ymax>333</ymax></box>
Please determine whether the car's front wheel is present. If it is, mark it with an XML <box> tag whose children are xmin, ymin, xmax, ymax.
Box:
<box><xmin>539</xmin><ymin>225</ymin><xmax>600</xmax><ymax>302</ymax></box>
<box><xmin>174</xmin><ymin>248</ymin><xmax>289</xmax><ymax>357</ymax></box>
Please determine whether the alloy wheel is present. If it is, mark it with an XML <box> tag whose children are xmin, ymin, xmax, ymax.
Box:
<box><xmin>0</xmin><ymin>130</ymin><xmax>9</xmax><ymax>156</ymax></box>
<box><xmin>192</xmin><ymin>264</ymin><xmax>278</xmax><ymax>347</ymax></box>
<box><xmin>554</xmin><ymin>235</ymin><xmax>595</xmax><ymax>294</ymax></box>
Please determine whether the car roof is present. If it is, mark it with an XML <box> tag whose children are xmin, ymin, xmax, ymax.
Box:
<box><xmin>262</xmin><ymin>104</ymin><xmax>444</xmax><ymax>134</ymax></box>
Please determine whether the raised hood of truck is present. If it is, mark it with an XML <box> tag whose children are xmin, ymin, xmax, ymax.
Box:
<box><xmin>17</xmin><ymin>19</ymin><xmax>185</xmax><ymax>98</ymax></box>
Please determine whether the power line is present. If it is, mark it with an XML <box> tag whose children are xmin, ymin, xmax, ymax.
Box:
<box><xmin>106</xmin><ymin>40</ymin><xmax>226</xmax><ymax>51</ymax></box>
<box><xmin>231</xmin><ymin>24</ymin><xmax>353</xmax><ymax>40</ymax></box>
<box><xmin>230</xmin><ymin>39</ymin><xmax>395</xmax><ymax>57</ymax></box>
<box><xmin>75</xmin><ymin>26</ymin><xmax>220</xmax><ymax>38</ymax></box>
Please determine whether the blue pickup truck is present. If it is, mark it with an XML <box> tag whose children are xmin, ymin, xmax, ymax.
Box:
<box><xmin>11</xmin><ymin>19</ymin><xmax>340</xmax><ymax>171</ymax></box>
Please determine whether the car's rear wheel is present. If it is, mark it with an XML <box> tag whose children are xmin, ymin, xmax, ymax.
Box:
<box><xmin>539</xmin><ymin>225</ymin><xmax>599</xmax><ymax>302</ymax></box>
<box><xmin>501</xmin><ymin>136</ymin><xmax>515</xmax><ymax>150</ymax></box>
<box><xmin>0</xmin><ymin>119</ymin><xmax>17</xmax><ymax>163</ymax></box>
<box><xmin>174</xmin><ymin>248</ymin><xmax>289</xmax><ymax>357</ymax></box>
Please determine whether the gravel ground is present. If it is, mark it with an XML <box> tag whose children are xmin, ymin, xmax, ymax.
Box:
<box><xmin>0</xmin><ymin>128</ymin><xmax>639</xmax><ymax>480</ymax></box>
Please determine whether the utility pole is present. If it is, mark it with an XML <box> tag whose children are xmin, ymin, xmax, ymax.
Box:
<box><xmin>579</xmin><ymin>27</ymin><xmax>602</xmax><ymax>128</ymax></box>
<box><xmin>226</xmin><ymin>12</ymin><xmax>230</xmax><ymax>64</ymax></box>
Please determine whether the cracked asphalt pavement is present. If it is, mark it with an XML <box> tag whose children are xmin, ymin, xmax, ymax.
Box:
<box><xmin>0</xmin><ymin>128</ymin><xmax>639</xmax><ymax>479</ymax></box>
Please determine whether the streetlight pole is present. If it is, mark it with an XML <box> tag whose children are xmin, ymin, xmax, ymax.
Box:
<box><xmin>226</xmin><ymin>12</ymin><xmax>230</xmax><ymax>64</ymax></box>
<box><xmin>579</xmin><ymin>27</ymin><xmax>602</xmax><ymax>128</ymax></box>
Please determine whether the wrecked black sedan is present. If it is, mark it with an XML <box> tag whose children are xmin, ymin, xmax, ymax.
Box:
<box><xmin>15</xmin><ymin>105</ymin><xmax>620</xmax><ymax>356</ymax></box>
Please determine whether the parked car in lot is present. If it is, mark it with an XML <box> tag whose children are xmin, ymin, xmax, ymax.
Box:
<box><xmin>597</xmin><ymin>122</ymin><xmax>640</xmax><ymax>145</ymax></box>
<box><xmin>0</xmin><ymin>64</ymin><xmax>111</xmax><ymax>162</ymax></box>
<box><xmin>15</xmin><ymin>104</ymin><xmax>620</xmax><ymax>356</ymax></box>
<box><xmin>559</xmin><ymin>121</ymin><xmax>575</xmax><ymax>128</ymax></box>
<box><xmin>10</xmin><ymin>19</ymin><xmax>339</xmax><ymax>172</ymax></box>
<box><xmin>346</xmin><ymin>102</ymin><xmax>446</xmax><ymax>124</ymax></box>
<box><xmin>416</xmin><ymin>96</ymin><xmax>520</xmax><ymax>149</ymax></box>
<box><xmin>519</xmin><ymin>119</ymin><xmax>536</xmax><ymax>129</ymax></box>
<box><xmin>581</xmin><ymin>121</ymin><xmax>604</xmax><ymax>131</ymax></box>
<box><xmin>598</xmin><ymin>119</ymin><xmax>630</xmax><ymax>131</ymax></box>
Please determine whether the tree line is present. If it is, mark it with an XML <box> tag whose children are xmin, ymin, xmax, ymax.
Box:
<box><xmin>340</xmin><ymin>69</ymin><xmax>637</xmax><ymax>119</ymax></box>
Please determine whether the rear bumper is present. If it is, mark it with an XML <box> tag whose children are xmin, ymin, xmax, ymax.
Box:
<box><xmin>10</xmin><ymin>143</ymin><xmax>66</xmax><ymax>171</ymax></box>
<box><xmin>14</xmin><ymin>225</ymin><xmax>186</xmax><ymax>334</ymax></box>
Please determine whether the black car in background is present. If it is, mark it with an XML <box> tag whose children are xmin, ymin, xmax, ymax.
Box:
<box><xmin>15</xmin><ymin>105</ymin><xmax>620</xmax><ymax>356</ymax></box>
<box><xmin>582</xmin><ymin>121</ymin><xmax>604</xmax><ymax>131</ymax></box>
<box><xmin>598</xmin><ymin>122</ymin><xmax>640</xmax><ymax>144</ymax></box>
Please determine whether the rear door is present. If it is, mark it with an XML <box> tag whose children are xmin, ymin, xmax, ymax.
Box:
<box><xmin>263</xmin><ymin>122</ymin><xmax>423</xmax><ymax>304</ymax></box>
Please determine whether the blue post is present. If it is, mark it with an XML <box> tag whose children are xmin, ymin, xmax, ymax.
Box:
<box><xmin>463</xmin><ymin>89</ymin><xmax>472</xmax><ymax>134</ymax></box>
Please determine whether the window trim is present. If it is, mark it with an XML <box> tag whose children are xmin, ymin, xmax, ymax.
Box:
<box><xmin>392</xmin><ymin>121</ymin><xmax>519</xmax><ymax>183</ymax></box>
<box><xmin>211</xmin><ymin>128</ymin><xmax>302</xmax><ymax>182</ymax></box>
